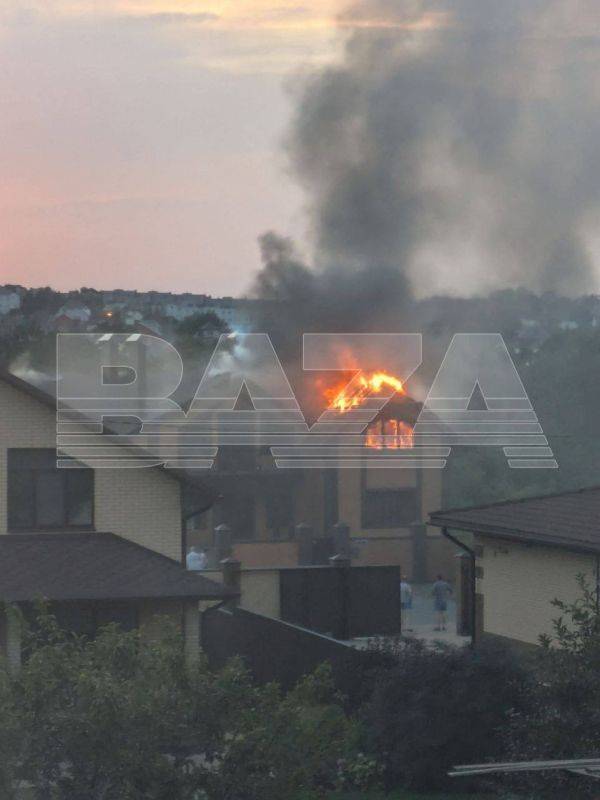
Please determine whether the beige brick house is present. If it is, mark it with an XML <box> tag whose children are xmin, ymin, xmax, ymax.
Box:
<box><xmin>430</xmin><ymin>487</ymin><xmax>600</xmax><ymax>647</ymax></box>
<box><xmin>0</xmin><ymin>370</ymin><xmax>234</xmax><ymax>668</ymax></box>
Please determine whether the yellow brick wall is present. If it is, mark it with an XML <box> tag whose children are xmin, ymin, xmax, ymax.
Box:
<box><xmin>202</xmin><ymin>568</ymin><xmax>280</xmax><ymax>618</ymax></box>
<box><xmin>477</xmin><ymin>535</ymin><xmax>595</xmax><ymax>645</ymax></box>
<box><xmin>238</xmin><ymin>569</ymin><xmax>280</xmax><ymax>617</ymax></box>
<box><xmin>94</xmin><ymin>468</ymin><xmax>181</xmax><ymax>560</ymax></box>
<box><xmin>0</xmin><ymin>379</ymin><xmax>182</xmax><ymax>560</ymax></box>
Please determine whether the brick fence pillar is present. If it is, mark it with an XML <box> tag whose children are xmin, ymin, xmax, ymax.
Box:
<box><xmin>221</xmin><ymin>557</ymin><xmax>242</xmax><ymax>606</ymax></box>
<box><xmin>296</xmin><ymin>522</ymin><xmax>314</xmax><ymax>566</ymax></box>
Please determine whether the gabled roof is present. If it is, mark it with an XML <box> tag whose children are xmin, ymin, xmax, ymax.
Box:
<box><xmin>0</xmin><ymin>367</ymin><xmax>57</xmax><ymax>411</ymax></box>
<box><xmin>0</xmin><ymin>531</ymin><xmax>235</xmax><ymax>603</ymax></box>
<box><xmin>0</xmin><ymin>368</ymin><xmax>217</xmax><ymax>502</ymax></box>
<box><xmin>430</xmin><ymin>485</ymin><xmax>600</xmax><ymax>554</ymax></box>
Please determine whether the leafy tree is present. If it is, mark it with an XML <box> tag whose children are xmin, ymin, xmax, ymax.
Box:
<box><xmin>503</xmin><ymin>576</ymin><xmax>600</xmax><ymax>799</ymax></box>
<box><xmin>0</xmin><ymin>608</ymin><xmax>364</xmax><ymax>800</ymax></box>
<box><xmin>176</xmin><ymin>312</ymin><xmax>228</xmax><ymax>341</ymax></box>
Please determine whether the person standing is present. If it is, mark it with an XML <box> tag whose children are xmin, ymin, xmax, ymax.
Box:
<box><xmin>186</xmin><ymin>546</ymin><xmax>207</xmax><ymax>571</ymax></box>
<box><xmin>400</xmin><ymin>575</ymin><xmax>413</xmax><ymax>632</ymax></box>
<box><xmin>431</xmin><ymin>574</ymin><xmax>453</xmax><ymax>631</ymax></box>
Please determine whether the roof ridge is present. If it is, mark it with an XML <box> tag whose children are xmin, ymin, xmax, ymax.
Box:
<box><xmin>0</xmin><ymin>369</ymin><xmax>216</xmax><ymax>496</ymax></box>
<box><xmin>431</xmin><ymin>484</ymin><xmax>600</xmax><ymax>518</ymax></box>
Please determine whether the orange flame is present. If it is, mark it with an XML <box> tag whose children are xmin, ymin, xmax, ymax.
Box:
<box><xmin>322</xmin><ymin>370</ymin><xmax>413</xmax><ymax>449</ymax></box>
<box><xmin>324</xmin><ymin>371</ymin><xmax>405</xmax><ymax>412</ymax></box>
<box><xmin>366</xmin><ymin>418</ymin><xmax>414</xmax><ymax>450</ymax></box>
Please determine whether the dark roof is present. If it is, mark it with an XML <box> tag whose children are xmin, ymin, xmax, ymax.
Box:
<box><xmin>0</xmin><ymin>532</ymin><xmax>235</xmax><ymax>603</ymax></box>
<box><xmin>430</xmin><ymin>486</ymin><xmax>600</xmax><ymax>555</ymax></box>
<box><xmin>374</xmin><ymin>395</ymin><xmax>423</xmax><ymax>425</ymax></box>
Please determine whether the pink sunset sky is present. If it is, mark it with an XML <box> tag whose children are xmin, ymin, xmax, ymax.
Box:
<box><xmin>0</xmin><ymin>1</ymin><xmax>352</xmax><ymax>295</ymax></box>
<box><xmin>3</xmin><ymin>1</ymin><xmax>599</xmax><ymax>297</ymax></box>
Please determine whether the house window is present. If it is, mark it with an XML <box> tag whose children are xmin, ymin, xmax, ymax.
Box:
<box><xmin>265</xmin><ymin>483</ymin><xmax>294</xmax><ymax>540</ymax></box>
<box><xmin>362</xmin><ymin>488</ymin><xmax>418</xmax><ymax>529</ymax></box>
<box><xmin>214</xmin><ymin>479</ymin><xmax>256</xmax><ymax>541</ymax></box>
<box><xmin>7</xmin><ymin>449</ymin><xmax>94</xmax><ymax>531</ymax></box>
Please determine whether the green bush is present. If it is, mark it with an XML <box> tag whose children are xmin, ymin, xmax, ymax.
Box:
<box><xmin>211</xmin><ymin>664</ymin><xmax>371</xmax><ymax>800</ymax></box>
<box><xmin>0</xmin><ymin>608</ymin><xmax>366</xmax><ymax>800</ymax></box>
<box><xmin>360</xmin><ymin>638</ymin><xmax>527</xmax><ymax>793</ymax></box>
<box><xmin>502</xmin><ymin>575</ymin><xmax>600</xmax><ymax>799</ymax></box>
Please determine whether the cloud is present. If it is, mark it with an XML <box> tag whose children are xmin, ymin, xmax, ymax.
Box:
<box><xmin>117</xmin><ymin>12</ymin><xmax>220</xmax><ymax>26</ymax></box>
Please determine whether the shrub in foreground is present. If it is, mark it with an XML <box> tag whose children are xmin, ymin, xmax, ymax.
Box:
<box><xmin>0</xmin><ymin>608</ymin><xmax>366</xmax><ymax>800</ymax></box>
<box><xmin>502</xmin><ymin>576</ymin><xmax>600</xmax><ymax>799</ymax></box>
<box><xmin>361</xmin><ymin>637</ymin><xmax>527</xmax><ymax>793</ymax></box>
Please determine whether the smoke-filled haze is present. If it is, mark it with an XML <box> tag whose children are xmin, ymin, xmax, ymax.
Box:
<box><xmin>259</xmin><ymin>0</ymin><xmax>600</xmax><ymax>302</ymax></box>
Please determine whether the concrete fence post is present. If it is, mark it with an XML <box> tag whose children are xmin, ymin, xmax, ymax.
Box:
<box><xmin>332</xmin><ymin>521</ymin><xmax>351</xmax><ymax>560</ymax></box>
<box><xmin>214</xmin><ymin>523</ymin><xmax>233</xmax><ymax>563</ymax></box>
<box><xmin>221</xmin><ymin>557</ymin><xmax>242</xmax><ymax>606</ymax></box>
<box><xmin>296</xmin><ymin>522</ymin><xmax>314</xmax><ymax>566</ymax></box>
<box><xmin>329</xmin><ymin>553</ymin><xmax>351</xmax><ymax>640</ymax></box>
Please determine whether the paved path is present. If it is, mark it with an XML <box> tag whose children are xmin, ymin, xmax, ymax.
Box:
<box><xmin>349</xmin><ymin>583</ymin><xmax>471</xmax><ymax>650</ymax></box>
<box><xmin>404</xmin><ymin>583</ymin><xmax>470</xmax><ymax>647</ymax></box>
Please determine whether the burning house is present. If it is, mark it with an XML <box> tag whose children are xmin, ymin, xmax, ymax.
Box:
<box><xmin>185</xmin><ymin>368</ymin><xmax>452</xmax><ymax>582</ymax></box>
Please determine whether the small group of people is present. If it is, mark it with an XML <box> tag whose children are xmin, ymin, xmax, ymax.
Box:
<box><xmin>400</xmin><ymin>573</ymin><xmax>453</xmax><ymax>632</ymax></box>
<box><xmin>186</xmin><ymin>546</ymin><xmax>208</xmax><ymax>571</ymax></box>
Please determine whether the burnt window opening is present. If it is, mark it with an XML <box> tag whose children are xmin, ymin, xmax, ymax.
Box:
<box><xmin>8</xmin><ymin>449</ymin><xmax>94</xmax><ymax>532</ymax></box>
<box><xmin>361</xmin><ymin>488</ymin><xmax>418</xmax><ymax>529</ymax></box>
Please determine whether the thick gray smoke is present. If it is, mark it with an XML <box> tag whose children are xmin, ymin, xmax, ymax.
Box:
<box><xmin>256</xmin><ymin>0</ymin><xmax>600</xmax><ymax>304</ymax></box>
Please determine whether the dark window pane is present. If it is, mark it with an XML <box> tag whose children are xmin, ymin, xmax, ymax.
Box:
<box><xmin>67</xmin><ymin>471</ymin><xmax>94</xmax><ymax>526</ymax></box>
<box><xmin>7</xmin><ymin>470</ymin><xmax>35</xmax><ymax>529</ymax></box>
<box><xmin>362</xmin><ymin>489</ymin><xmax>418</xmax><ymax>529</ymax></box>
<box><xmin>8</xmin><ymin>449</ymin><xmax>94</xmax><ymax>531</ymax></box>
<box><xmin>36</xmin><ymin>472</ymin><xmax>66</xmax><ymax>526</ymax></box>
<box><xmin>8</xmin><ymin>449</ymin><xmax>55</xmax><ymax>470</ymax></box>
<box><xmin>265</xmin><ymin>484</ymin><xmax>294</xmax><ymax>539</ymax></box>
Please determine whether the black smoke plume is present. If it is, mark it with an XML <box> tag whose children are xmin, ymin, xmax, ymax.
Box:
<box><xmin>254</xmin><ymin>0</ymin><xmax>600</xmax><ymax>324</ymax></box>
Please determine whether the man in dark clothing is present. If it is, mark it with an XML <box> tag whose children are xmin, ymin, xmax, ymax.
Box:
<box><xmin>432</xmin><ymin>574</ymin><xmax>453</xmax><ymax>631</ymax></box>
